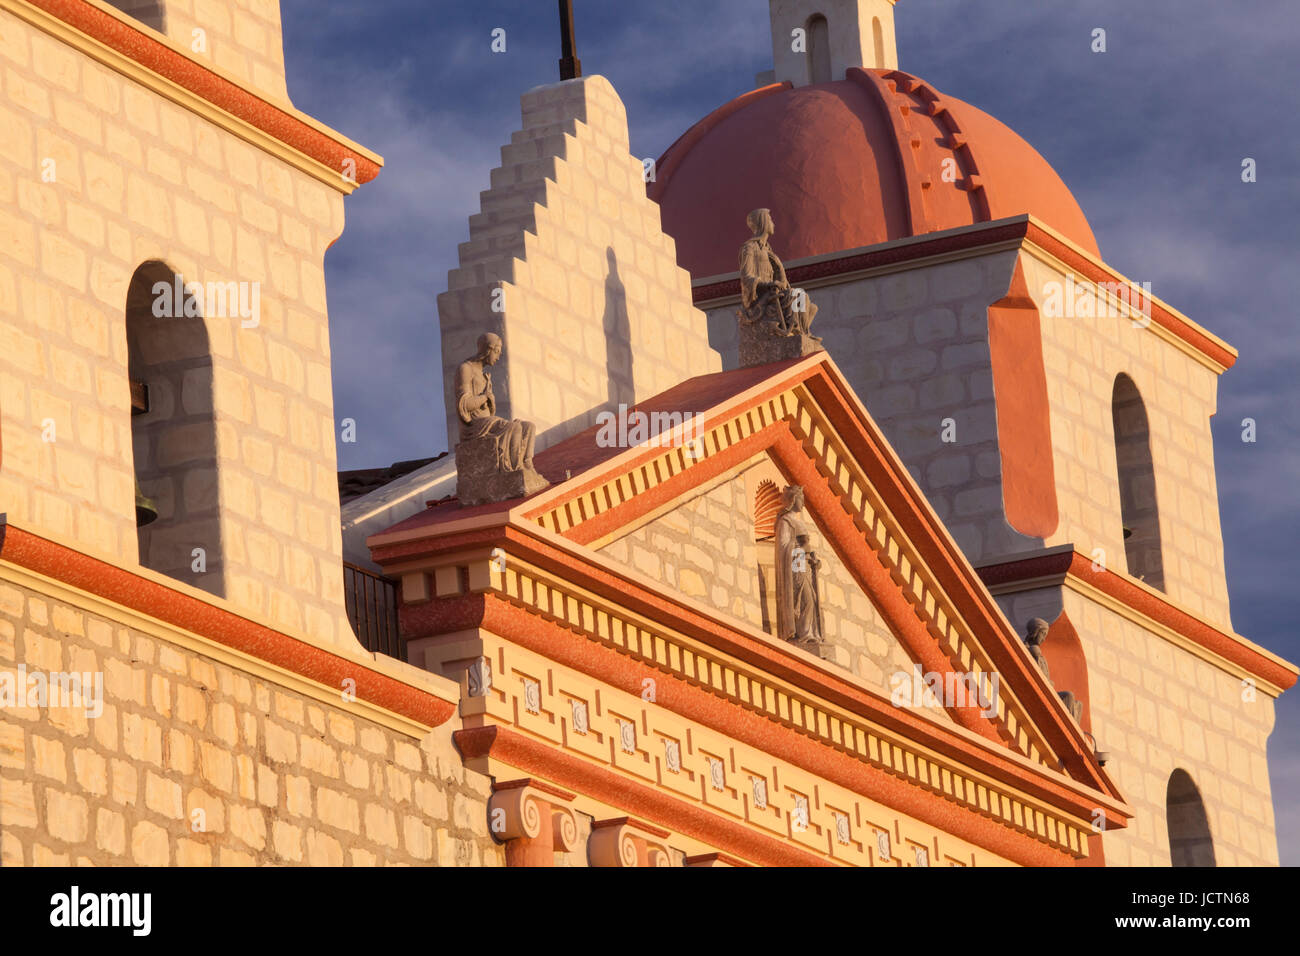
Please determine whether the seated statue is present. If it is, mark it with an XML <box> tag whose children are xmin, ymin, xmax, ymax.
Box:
<box><xmin>454</xmin><ymin>332</ymin><xmax>548</xmax><ymax>506</ymax></box>
<box><xmin>737</xmin><ymin>208</ymin><xmax>821</xmax><ymax>366</ymax></box>
<box><xmin>1023</xmin><ymin>617</ymin><xmax>1084</xmax><ymax>723</ymax></box>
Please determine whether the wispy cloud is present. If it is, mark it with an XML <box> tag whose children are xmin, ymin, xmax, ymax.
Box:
<box><xmin>281</xmin><ymin>0</ymin><xmax>1300</xmax><ymax>861</ymax></box>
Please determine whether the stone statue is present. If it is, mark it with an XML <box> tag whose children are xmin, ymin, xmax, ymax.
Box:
<box><xmin>453</xmin><ymin>332</ymin><xmax>549</xmax><ymax>507</ymax></box>
<box><xmin>737</xmin><ymin>208</ymin><xmax>821</xmax><ymax>367</ymax></box>
<box><xmin>1023</xmin><ymin>617</ymin><xmax>1083</xmax><ymax>723</ymax></box>
<box><xmin>774</xmin><ymin>485</ymin><xmax>823</xmax><ymax>649</ymax></box>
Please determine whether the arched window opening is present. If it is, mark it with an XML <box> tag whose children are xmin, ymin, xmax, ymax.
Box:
<box><xmin>104</xmin><ymin>0</ymin><xmax>167</xmax><ymax>34</ymax></box>
<box><xmin>1111</xmin><ymin>374</ymin><xmax>1165</xmax><ymax>590</ymax></box>
<box><xmin>126</xmin><ymin>261</ymin><xmax>224</xmax><ymax>597</ymax></box>
<box><xmin>872</xmin><ymin>16</ymin><xmax>885</xmax><ymax>67</ymax></box>
<box><xmin>807</xmin><ymin>14</ymin><xmax>832</xmax><ymax>84</ymax></box>
<box><xmin>1166</xmin><ymin>769</ymin><xmax>1216</xmax><ymax>866</ymax></box>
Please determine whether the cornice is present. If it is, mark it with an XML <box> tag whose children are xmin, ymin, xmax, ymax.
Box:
<box><xmin>0</xmin><ymin>516</ymin><xmax>456</xmax><ymax>735</ymax></box>
<box><xmin>3</xmin><ymin>0</ymin><xmax>382</xmax><ymax>193</ymax></box>
<box><xmin>690</xmin><ymin>215</ymin><xmax>1236</xmax><ymax>374</ymax></box>
<box><xmin>978</xmin><ymin>547</ymin><xmax>1298</xmax><ymax>697</ymax></box>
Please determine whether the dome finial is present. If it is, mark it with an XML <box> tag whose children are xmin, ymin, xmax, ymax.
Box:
<box><xmin>764</xmin><ymin>0</ymin><xmax>899</xmax><ymax>88</ymax></box>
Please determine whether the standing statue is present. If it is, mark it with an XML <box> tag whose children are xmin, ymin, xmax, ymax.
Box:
<box><xmin>1023</xmin><ymin>617</ymin><xmax>1083</xmax><ymax>723</ymax></box>
<box><xmin>774</xmin><ymin>485</ymin><xmax>824</xmax><ymax>649</ymax></box>
<box><xmin>737</xmin><ymin>208</ymin><xmax>822</xmax><ymax>367</ymax></box>
<box><xmin>453</xmin><ymin>332</ymin><xmax>549</xmax><ymax>506</ymax></box>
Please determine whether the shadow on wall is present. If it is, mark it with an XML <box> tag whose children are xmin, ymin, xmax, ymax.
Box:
<box><xmin>604</xmin><ymin>247</ymin><xmax>634</xmax><ymax>414</ymax></box>
<box><xmin>1167</xmin><ymin>768</ymin><xmax>1216</xmax><ymax>867</ymax></box>
<box><xmin>126</xmin><ymin>260</ymin><xmax>225</xmax><ymax>597</ymax></box>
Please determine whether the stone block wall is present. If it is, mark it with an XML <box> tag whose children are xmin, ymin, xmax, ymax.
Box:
<box><xmin>705</xmin><ymin>244</ymin><xmax>1233</xmax><ymax>628</ymax></box>
<box><xmin>438</xmin><ymin>75</ymin><xmax>721</xmax><ymax>454</ymax></box>
<box><xmin>706</xmin><ymin>249</ymin><xmax>1023</xmax><ymax>565</ymax></box>
<box><xmin>0</xmin><ymin>10</ymin><xmax>356</xmax><ymax>646</ymax></box>
<box><xmin>1019</xmin><ymin>254</ymin><xmax>1232</xmax><ymax>628</ymax></box>
<box><xmin>995</xmin><ymin>585</ymin><xmax>1279</xmax><ymax>866</ymax></box>
<box><xmin>597</xmin><ymin>460</ymin><xmax>950</xmax><ymax>722</ymax></box>
<box><xmin>0</xmin><ymin>573</ymin><xmax>505</xmax><ymax>866</ymax></box>
<box><xmin>109</xmin><ymin>0</ymin><xmax>292</xmax><ymax>103</ymax></box>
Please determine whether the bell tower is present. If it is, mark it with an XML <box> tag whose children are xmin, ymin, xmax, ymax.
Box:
<box><xmin>767</xmin><ymin>0</ymin><xmax>899</xmax><ymax>87</ymax></box>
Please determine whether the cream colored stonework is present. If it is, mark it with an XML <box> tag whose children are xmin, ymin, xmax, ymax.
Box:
<box><xmin>105</xmin><ymin>0</ymin><xmax>293</xmax><ymax>104</ymax></box>
<box><xmin>438</xmin><ymin>75</ymin><xmax>721</xmax><ymax>454</ymax></box>
<box><xmin>1018</xmin><ymin>252</ymin><xmax>1231</xmax><ymax>628</ymax></box>
<box><xmin>704</xmin><ymin>246</ymin><xmax>1019</xmax><ymax>565</ymax></box>
<box><xmin>0</xmin><ymin>8</ymin><xmax>357</xmax><ymax>646</ymax></box>
<box><xmin>597</xmin><ymin>455</ymin><xmax>953</xmax><ymax>723</ymax></box>
<box><xmin>0</xmin><ymin>573</ymin><xmax>505</xmax><ymax>866</ymax></box>
<box><xmin>994</xmin><ymin>584</ymin><xmax>1278</xmax><ymax>866</ymax></box>
<box><xmin>703</xmin><ymin>239</ymin><xmax>1232</xmax><ymax>625</ymax></box>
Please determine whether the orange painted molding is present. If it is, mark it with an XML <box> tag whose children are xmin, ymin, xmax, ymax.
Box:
<box><xmin>456</xmin><ymin>725</ymin><xmax>837</xmax><ymax>866</ymax></box>
<box><xmin>987</xmin><ymin>257</ymin><xmax>1059</xmax><ymax>537</ymax></box>
<box><xmin>0</xmin><ymin>517</ymin><xmax>455</xmax><ymax>728</ymax></box>
<box><xmin>691</xmin><ymin>217</ymin><xmax>1236</xmax><ymax>372</ymax></box>
<box><xmin>978</xmin><ymin>549</ymin><xmax>1298</xmax><ymax>692</ymax></box>
<box><xmin>419</xmin><ymin>590</ymin><xmax>1126</xmax><ymax>851</ymax></box>
<box><xmin>21</xmin><ymin>0</ymin><xmax>381</xmax><ymax>185</ymax></box>
<box><xmin>456</xmin><ymin>717</ymin><xmax>1076</xmax><ymax>867</ymax></box>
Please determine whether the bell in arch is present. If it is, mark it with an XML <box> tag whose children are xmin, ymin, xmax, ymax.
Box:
<box><xmin>135</xmin><ymin>478</ymin><xmax>159</xmax><ymax>527</ymax></box>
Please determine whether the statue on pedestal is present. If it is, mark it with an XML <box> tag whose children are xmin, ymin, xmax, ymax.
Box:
<box><xmin>737</xmin><ymin>208</ymin><xmax>822</xmax><ymax>367</ymax></box>
<box><xmin>454</xmin><ymin>333</ymin><xmax>549</xmax><ymax>507</ymax></box>
<box><xmin>774</xmin><ymin>485</ymin><xmax>824</xmax><ymax>650</ymax></box>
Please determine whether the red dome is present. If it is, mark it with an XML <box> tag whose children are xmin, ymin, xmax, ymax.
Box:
<box><xmin>650</xmin><ymin>68</ymin><xmax>1099</xmax><ymax>278</ymax></box>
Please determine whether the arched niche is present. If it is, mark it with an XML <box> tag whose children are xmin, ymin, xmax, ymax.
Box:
<box><xmin>125</xmin><ymin>260</ymin><xmax>225</xmax><ymax>596</ymax></box>
<box><xmin>1111</xmin><ymin>374</ymin><xmax>1165</xmax><ymax>590</ymax></box>
<box><xmin>807</xmin><ymin>14</ymin><xmax>832</xmax><ymax>84</ymax></box>
<box><xmin>1166</xmin><ymin>769</ymin><xmax>1216</xmax><ymax>867</ymax></box>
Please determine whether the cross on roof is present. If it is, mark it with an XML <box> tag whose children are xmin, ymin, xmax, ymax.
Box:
<box><xmin>558</xmin><ymin>0</ymin><xmax>582</xmax><ymax>80</ymax></box>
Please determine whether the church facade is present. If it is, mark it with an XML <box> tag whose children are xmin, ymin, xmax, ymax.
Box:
<box><xmin>0</xmin><ymin>0</ymin><xmax>1292</xmax><ymax>867</ymax></box>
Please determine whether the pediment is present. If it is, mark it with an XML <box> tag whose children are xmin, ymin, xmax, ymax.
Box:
<box><xmin>514</xmin><ymin>353</ymin><xmax>1116</xmax><ymax>794</ymax></box>
<box><xmin>594</xmin><ymin>450</ymin><xmax>956</xmax><ymax>726</ymax></box>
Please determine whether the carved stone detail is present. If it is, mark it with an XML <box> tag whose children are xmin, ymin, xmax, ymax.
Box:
<box><xmin>454</xmin><ymin>332</ymin><xmax>549</xmax><ymax>507</ymax></box>
<box><xmin>588</xmin><ymin>818</ymin><xmax>673</xmax><ymax>868</ymax></box>
<box><xmin>736</xmin><ymin>207</ymin><xmax>822</xmax><ymax>368</ymax></box>
<box><xmin>488</xmin><ymin>780</ymin><xmax>580</xmax><ymax>866</ymax></box>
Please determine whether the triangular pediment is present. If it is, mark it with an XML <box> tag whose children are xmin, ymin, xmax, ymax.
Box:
<box><xmin>513</xmin><ymin>353</ymin><xmax>1116</xmax><ymax>794</ymax></box>
<box><xmin>594</xmin><ymin>450</ymin><xmax>956</xmax><ymax>726</ymax></box>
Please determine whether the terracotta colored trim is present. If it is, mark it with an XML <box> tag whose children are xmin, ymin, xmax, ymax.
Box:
<box><xmin>987</xmin><ymin>256</ymin><xmax>1059</xmax><ymax>537</ymax></box>
<box><xmin>690</xmin><ymin>217</ymin><xmax>1236</xmax><ymax>372</ymax></box>
<box><xmin>403</xmin><ymin>541</ymin><xmax>1123</xmax><ymax>826</ymax></box>
<box><xmin>976</xmin><ymin>549</ymin><xmax>1298</xmax><ymax>691</ymax></box>
<box><xmin>456</xmin><ymin>725</ymin><xmax>836</xmax><ymax>866</ymax></box>
<box><xmin>647</xmin><ymin>82</ymin><xmax>790</xmax><ymax>204</ymax></box>
<box><xmin>457</xmin><ymin>711</ymin><xmax>1076</xmax><ymax>867</ymax></box>
<box><xmin>691</xmin><ymin>220</ymin><xmax>1031</xmax><ymax>301</ymax></box>
<box><xmin>763</xmin><ymin>429</ymin><xmax>1002</xmax><ymax>744</ymax></box>
<box><xmin>420</xmin><ymin>593</ymin><xmax>1126</xmax><ymax>846</ymax></box>
<box><xmin>0</xmin><ymin>518</ymin><xmax>455</xmax><ymax>728</ymax></box>
<box><xmin>797</xmin><ymin>367</ymin><xmax>1110</xmax><ymax>790</ymax></box>
<box><xmin>22</xmin><ymin>0</ymin><xmax>380</xmax><ymax>185</ymax></box>
<box><xmin>1022</xmin><ymin>222</ymin><xmax>1234</xmax><ymax>370</ymax></box>
<box><xmin>847</xmin><ymin>68</ymin><xmax>928</xmax><ymax>234</ymax></box>
<box><xmin>684</xmin><ymin>851</ymin><xmax>752</xmax><ymax>867</ymax></box>
<box><xmin>564</xmin><ymin>421</ymin><xmax>786</xmax><ymax>549</ymax></box>
<box><xmin>384</xmin><ymin>358</ymin><xmax>1118</xmax><ymax>800</ymax></box>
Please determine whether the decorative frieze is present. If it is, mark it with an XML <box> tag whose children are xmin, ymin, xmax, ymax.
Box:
<box><xmin>430</xmin><ymin>631</ymin><xmax>1084</xmax><ymax>865</ymax></box>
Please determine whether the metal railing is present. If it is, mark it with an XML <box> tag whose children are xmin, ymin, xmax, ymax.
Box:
<box><xmin>343</xmin><ymin>562</ymin><xmax>401</xmax><ymax>659</ymax></box>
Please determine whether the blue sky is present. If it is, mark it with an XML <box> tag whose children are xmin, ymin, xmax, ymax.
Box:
<box><xmin>279</xmin><ymin>0</ymin><xmax>1300</xmax><ymax>863</ymax></box>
